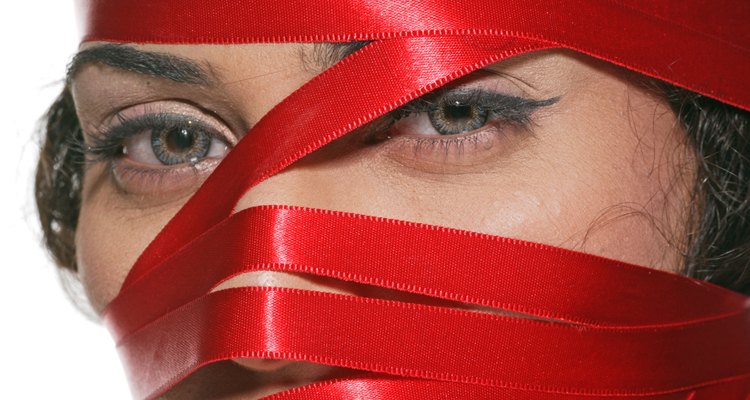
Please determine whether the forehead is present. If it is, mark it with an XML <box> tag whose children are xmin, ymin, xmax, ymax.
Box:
<box><xmin>72</xmin><ymin>43</ymin><xmax>591</xmax><ymax>95</ymax></box>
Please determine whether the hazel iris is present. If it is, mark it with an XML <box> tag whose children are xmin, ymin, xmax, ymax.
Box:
<box><xmin>429</xmin><ymin>99</ymin><xmax>490</xmax><ymax>135</ymax></box>
<box><xmin>150</xmin><ymin>122</ymin><xmax>210</xmax><ymax>165</ymax></box>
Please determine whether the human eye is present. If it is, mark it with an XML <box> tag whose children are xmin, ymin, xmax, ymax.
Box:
<box><xmin>364</xmin><ymin>87</ymin><xmax>558</xmax><ymax>161</ymax></box>
<box><xmin>84</xmin><ymin>101</ymin><xmax>235</xmax><ymax>195</ymax></box>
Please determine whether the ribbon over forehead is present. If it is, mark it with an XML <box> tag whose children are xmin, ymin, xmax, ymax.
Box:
<box><xmin>79</xmin><ymin>1</ymin><xmax>750</xmax><ymax>399</ymax></box>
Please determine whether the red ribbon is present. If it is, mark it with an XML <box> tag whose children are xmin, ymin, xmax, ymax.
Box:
<box><xmin>79</xmin><ymin>0</ymin><xmax>750</xmax><ymax>398</ymax></box>
<box><xmin>109</xmin><ymin>207</ymin><xmax>750</xmax><ymax>398</ymax></box>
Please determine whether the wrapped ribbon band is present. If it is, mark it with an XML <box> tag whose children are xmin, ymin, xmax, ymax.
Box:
<box><xmin>109</xmin><ymin>207</ymin><xmax>750</xmax><ymax>399</ymax></box>
<box><xmin>105</xmin><ymin>206</ymin><xmax>749</xmax><ymax>341</ymax></box>
<box><xmin>121</xmin><ymin>286</ymin><xmax>750</xmax><ymax>398</ymax></box>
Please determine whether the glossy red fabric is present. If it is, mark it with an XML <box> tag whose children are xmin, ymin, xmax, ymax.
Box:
<box><xmin>111</xmin><ymin>208</ymin><xmax>750</xmax><ymax>399</ymax></box>
<box><xmin>79</xmin><ymin>0</ymin><xmax>750</xmax><ymax>399</ymax></box>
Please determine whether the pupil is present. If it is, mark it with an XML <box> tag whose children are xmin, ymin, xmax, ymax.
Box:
<box><xmin>151</xmin><ymin>122</ymin><xmax>211</xmax><ymax>165</ymax></box>
<box><xmin>427</xmin><ymin>96</ymin><xmax>489</xmax><ymax>135</ymax></box>
<box><xmin>165</xmin><ymin>128</ymin><xmax>194</xmax><ymax>153</ymax></box>
<box><xmin>444</xmin><ymin>102</ymin><xmax>473</xmax><ymax>121</ymax></box>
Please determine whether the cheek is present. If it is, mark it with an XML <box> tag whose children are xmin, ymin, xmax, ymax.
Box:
<box><xmin>503</xmin><ymin>87</ymin><xmax>695</xmax><ymax>271</ymax></box>
<box><xmin>76</xmin><ymin>165</ymin><xmax>180</xmax><ymax>313</ymax></box>
<box><xmin>359</xmin><ymin>83</ymin><xmax>694</xmax><ymax>272</ymax></box>
<box><xmin>76</xmin><ymin>209</ymin><xmax>134</xmax><ymax>314</ymax></box>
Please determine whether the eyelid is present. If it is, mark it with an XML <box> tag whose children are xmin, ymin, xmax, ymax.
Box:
<box><xmin>80</xmin><ymin>101</ymin><xmax>237</xmax><ymax>198</ymax></box>
<box><xmin>350</xmin><ymin>85</ymin><xmax>560</xmax><ymax>171</ymax></box>
<box><xmin>401</xmin><ymin>87</ymin><xmax>558</xmax><ymax>121</ymax></box>
<box><xmin>85</xmin><ymin>101</ymin><xmax>237</xmax><ymax>159</ymax></box>
<box><xmin>363</xmin><ymin>87</ymin><xmax>557</xmax><ymax>142</ymax></box>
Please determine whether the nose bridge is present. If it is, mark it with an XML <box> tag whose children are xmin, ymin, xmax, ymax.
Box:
<box><xmin>234</xmin><ymin>167</ymin><xmax>321</xmax><ymax>213</ymax></box>
<box><xmin>229</xmin><ymin>166</ymin><xmax>336</xmax><ymax>289</ymax></box>
<box><xmin>221</xmin><ymin>165</ymin><xmax>361</xmax><ymax>373</ymax></box>
<box><xmin>232</xmin><ymin>153</ymin><xmax>379</xmax><ymax>216</ymax></box>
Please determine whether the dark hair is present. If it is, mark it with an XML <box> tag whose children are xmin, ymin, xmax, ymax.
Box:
<box><xmin>34</xmin><ymin>50</ymin><xmax>750</xmax><ymax>295</ymax></box>
<box><xmin>36</xmin><ymin>88</ymin><xmax>81</xmax><ymax>275</ymax></box>
<box><xmin>667</xmin><ymin>88</ymin><xmax>750</xmax><ymax>293</ymax></box>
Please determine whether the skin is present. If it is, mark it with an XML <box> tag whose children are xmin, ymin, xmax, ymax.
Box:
<box><xmin>71</xmin><ymin>43</ymin><xmax>695</xmax><ymax>399</ymax></box>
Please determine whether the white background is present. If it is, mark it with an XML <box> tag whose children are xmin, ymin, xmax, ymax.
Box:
<box><xmin>1</xmin><ymin>2</ymin><xmax>131</xmax><ymax>398</ymax></box>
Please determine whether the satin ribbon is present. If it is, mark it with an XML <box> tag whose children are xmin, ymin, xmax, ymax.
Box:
<box><xmin>78</xmin><ymin>0</ymin><xmax>750</xmax><ymax>398</ymax></box>
<box><xmin>109</xmin><ymin>207</ymin><xmax>750</xmax><ymax>398</ymax></box>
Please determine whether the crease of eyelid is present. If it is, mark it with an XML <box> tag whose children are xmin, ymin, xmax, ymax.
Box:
<box><xmin>481</xmin><ymin>67</ymin><xmax>541</xmax><ymax>93</ymax></box>
<box><xmin>116</xmin><ymin>99</ymin><xmax>241</xmax><ymax>142</ymax></box>
<box><xmin>86</xmin><ymin>97</ymin><xmax>240</xmax><ymax>144</ymax></box>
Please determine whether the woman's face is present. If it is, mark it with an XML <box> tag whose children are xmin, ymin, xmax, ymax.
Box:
<box><xmin>71</xmin><ymin>43</ymin><xmax>694</xmax><ymax>398</ymax></box>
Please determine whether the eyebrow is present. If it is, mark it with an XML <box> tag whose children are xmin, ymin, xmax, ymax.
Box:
<box><xmin>66</xmin><ymin>42</ymin><xmax>372</xmax><ymax>87</ymax></box>
<box><xmin>67</xmin><ymin>44</ymin><xmax>212</xmax><ymax>85</ymax></box>
<box><xmin>66</xmin><ymin>43</ymin><xmax>549</xmax><ymax>106</ymax></box>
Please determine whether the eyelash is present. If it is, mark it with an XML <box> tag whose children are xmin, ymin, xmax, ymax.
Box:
<box><xmin>84</xmin><ymin>113</ymin><xmax>223</xmax><ymax>162</ymax></box>
<box><xmin>81</xmin><ymin>88</ymin><xmax>556</xmax><ymax>192</ymax></box>
<box><xmin>363</xmin><ymin>88</ymin><xmax>557</xmax><ymax>146</ymax></box>
<box><xmin>402</xmin><ymin>88</ymin><xmax>555</xmax><ymax>127</ymax></box>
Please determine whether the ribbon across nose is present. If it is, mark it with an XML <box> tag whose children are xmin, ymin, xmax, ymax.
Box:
<box><xmin>108</xmin><ymin>206</ymin><xmax>750</xmax><ymax>399</ymax></box>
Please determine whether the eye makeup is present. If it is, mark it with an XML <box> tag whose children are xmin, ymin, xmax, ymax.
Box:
<box><xmin>87</xmin><ymin>113</ymin><xmax>228</xmax><ymax>164</ymax></box>
<box><xmin>361</xmin><ymin>87</ymin><xmax>558</xmax><ymax>163</ymax></box>
<box><xmin>399</xmin><ymin>88</ymin><xmax>558</xmax><ymax>135</ymax></box>
<box><xmin>82</xmin><ymin>101</ymin><xmax>235</xmax><ymax>195</ymax></box>
<box><xmin>81</xmin><ymin>84</ymin><xmax>557</xmax><ymax>195</ymax></box>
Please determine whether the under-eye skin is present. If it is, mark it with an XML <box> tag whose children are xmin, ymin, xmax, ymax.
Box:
<box><xmin>364</xmin><ymin>87</ymin><xmax>559</xmax><ymax>157</ymax></box>
<box><xmin>84</xmin><ymin>105</ymin><xmax>234</xmax><ymax>194</ymax></box>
